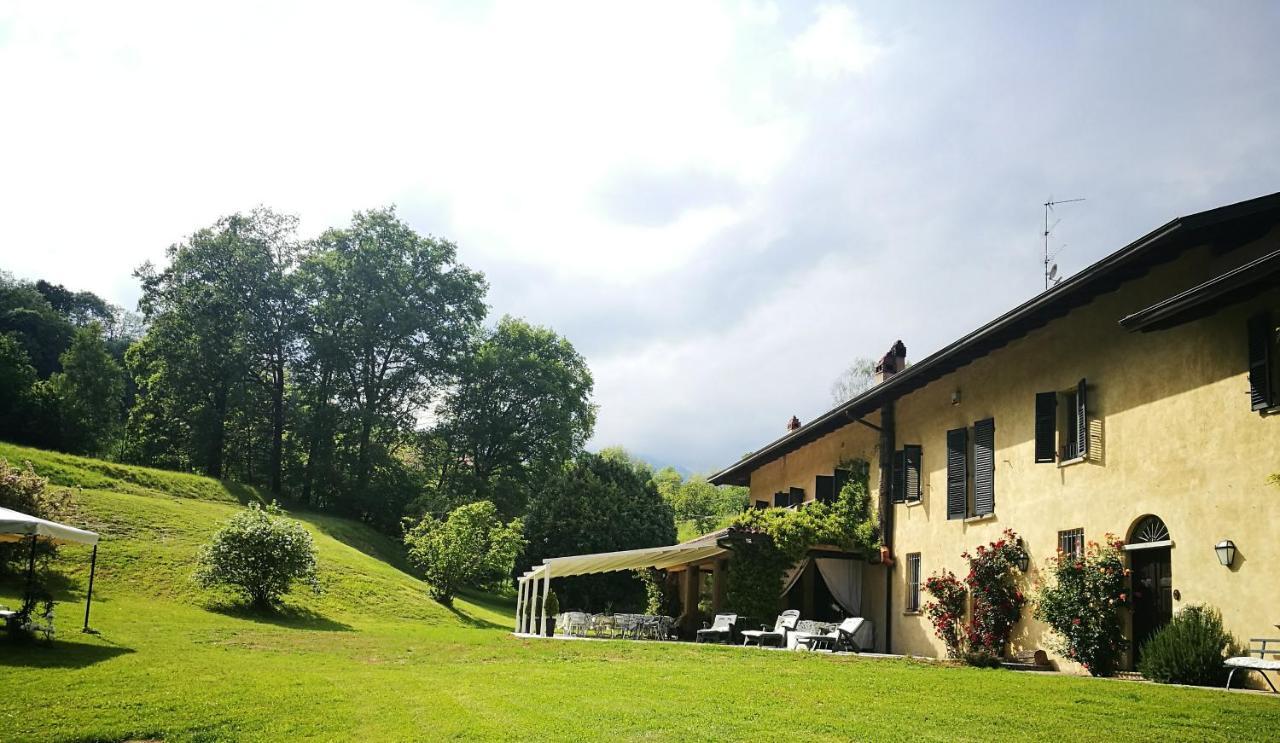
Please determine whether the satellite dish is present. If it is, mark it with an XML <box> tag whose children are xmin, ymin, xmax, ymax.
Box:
<box><xmin>1048</xmin><ymin>264</ymin><xmax>1058</xmax><ymax>280</ymax></box>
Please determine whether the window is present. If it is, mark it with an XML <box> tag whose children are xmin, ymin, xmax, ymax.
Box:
<box><xmin>1248</xmin><ymin>311</ymin><xmax>1280</xmax><ymax>411</ymax></box>
<box><xmin>1034</xmin><ymin>379</ymin><xmax>1089</xmax><ymax>463</ymax></box>
<box><xmin>754</xmin><ymin>500</ymin><xmax>769</xmax><ymax>510</ymax></box>
<box><xmin>906</xmin><ymin>553</ymin><xmax>922</xmax><ymax>612</ymax></box>
<box><xmin>1058</xmin><ymin>528</ymin><xmax>1084</xmax><ymax>557</ymax></box>
<box><xmin>773</xmin><ymin>491</ymin><xmax>787</xmax><ymax>508</ymax></box>
<box><xmin>947</xmin><ymin>420</ymin><xmax>995</xmax><ymax>519</ymax></box>
<box><xmin>789</xmin><ymin>487</ymin><xmax>805</xmax><ymax>507</ymax></box>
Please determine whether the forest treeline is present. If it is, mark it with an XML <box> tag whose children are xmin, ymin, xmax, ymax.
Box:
<box><xmin>0</xmin><ymin>207</ymin><xmax>746</xmax><ymax>547</ymax></box>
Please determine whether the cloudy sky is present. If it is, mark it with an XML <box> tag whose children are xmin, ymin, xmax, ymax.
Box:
<box><xmin>2</xmin><ymin>1</ymin><xmax>1279</xmax><ymax>473</ymax></box>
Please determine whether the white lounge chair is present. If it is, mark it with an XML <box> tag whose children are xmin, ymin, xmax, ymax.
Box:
<box><xmin>741</xmin><ymin>610</ymin><xmax>800</xmax><ymax>647</ymax></box>
<box><xmin>794</xmin><ymin>617</ymin><xmax>872</xmax><ymax>652</ymax></box>
<box><xmin>696</xmin><ymin>613</ymin><xmax>737</xmax><ymax>644</ymax></box>
<box><xmin>1225</xmin><ymin>638</ymin><xmax>1280</xmax><ymax>692</ymax></box>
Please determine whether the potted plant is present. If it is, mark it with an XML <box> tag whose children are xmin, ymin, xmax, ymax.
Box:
<box><xmin>542</xmin><ymin>590</ymin><xmax>559</xmax><ymax>636</ymax></box>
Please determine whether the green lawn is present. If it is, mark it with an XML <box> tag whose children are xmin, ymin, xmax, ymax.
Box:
<box><xmin>1</xmin><ymin>443</ymin><xmax>1277</xmax><ymax>741</ymax></box>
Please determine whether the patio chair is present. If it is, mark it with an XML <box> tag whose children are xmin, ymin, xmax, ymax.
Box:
<box><xmin>794</xmin><ymin>617</ymin><xmax>871</xmax><ymax>653</ymax></box>
<box><xmin>696</xmin><ymin>614</ymin><xmax>737</xmax><ymax>644</ymax></box>
<box><xmin>741</xmin><ymin>610</ymin><xmax>800</xmax><ymax>647</ymax></box>
<box><xmin>562</xmin><ymin>612</ymin><xmax>591</xmax><ymax>637</ymax></box>
<box><xmin>592</xmin><ymin>614</ymin><xmax>616</xmax><ymax>638</ymax></box>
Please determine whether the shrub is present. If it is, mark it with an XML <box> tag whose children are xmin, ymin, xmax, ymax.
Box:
<box><xmin>923</xmin><ymin>570</ymin><xmax>967</xmax><ymax>658</ymax></box>
<box><xmin>1034</xmin><ymin>536</ymin><xmax>1128</xmax><ymax>676</ymax></box>
<box><xmin>193</xmin><ymin>502</ymin><xmax>319</xmax><ymax>609</ymax></box>
<box><xmin>404</xmin><ymin>500</ymin><xmax>525</xmax><ymax>607</ymax></box>
<box><xmin>1138</xmin><ymin>605</ymin><xmax>1238</xmax><ymax>686</ymax></box>
<box><xmin>0</xmin><ymin>458</ymin><xmax>71</xmax><ymax>576</ymax></box>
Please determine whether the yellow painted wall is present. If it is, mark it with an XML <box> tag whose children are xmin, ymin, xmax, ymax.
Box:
<box><xmin>745</xmin><ymin>229</ymin><xmax>1280</xmax><ymax>671</ymax></box>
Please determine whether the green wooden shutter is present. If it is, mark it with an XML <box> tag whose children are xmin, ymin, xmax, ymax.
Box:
<box><xmin>946</xmin><ymin>427</ymin><xmax>968</xmax><ymax>520</ymax></box>
<box><xmin>1034</xmin><ymin>392</ymin><xmax>1057</xmax><ymax>463</ymax></box>
<box><xmin>833</xmin><ymin>468</ymin><xmax>850</xmax><ymax>500</ymax></box>
<box><xmin>892</xmin><ymin>450</ymin><xmax>906</xmax><ymax>503</ymax></box>
<box><xmin>815</xmin><ymin>475</ymin><xmax>835</xmax><ymax>505</ymax></box>
<box><xmin>904</xmin><ymin>444</ymin><xmax>922</xmax><ymax>502</ymax></box>
<box><xmin>774</xmin><ymin>491</ymin><xmax>787</xmax><ymax>507</ymax></box>
<box><xmin>1075</xmin><ymin>379</ymin><xmax>1088</xmax><ymax>459</ymax></box>
<box><xmin>789</xmin><ymin>487</ymin><xmax>805</xmax><ymax>507</ymax></box>
<box><xmin>1248</xmin><ymin>313</ymin><xmax>1272</xmax><ymax>411</ymax></box>
<box><xmin>973</xmin><ymin>418</ymin><xmax>995</xmax><ymax>516</ymax></box>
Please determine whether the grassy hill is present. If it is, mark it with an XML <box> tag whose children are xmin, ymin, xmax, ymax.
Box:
<box><xmin>1</xmin><ymin>442</ymin><xmax>1277</xmax><ymax>742</ymax></box>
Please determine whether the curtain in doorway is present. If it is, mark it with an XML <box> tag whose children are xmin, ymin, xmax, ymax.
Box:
<box><xmin>780</xmin><ymin>557</ymin><xmax>811</xmax><ymax>596</ymax></box>
<box><xmin>815</xmin><ymin>558</ymin><xmax>862</xmax><ymax>616</ymax></box>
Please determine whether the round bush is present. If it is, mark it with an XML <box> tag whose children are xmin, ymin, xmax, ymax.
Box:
<box><xmin>1138</xmin><ymin>604</ymin><xmax>1238</xmax><ymax>686</ymax></box>
<box><xmin>194</xmin><ymin>501</ymin><xmax>319</xmax><ymax>609</ymax></box>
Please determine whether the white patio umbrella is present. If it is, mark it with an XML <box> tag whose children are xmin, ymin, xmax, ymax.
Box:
<box><xmin>0</xmin><ymin>506</ymin><xmax>100</xmax><ymax>632</ymax></box>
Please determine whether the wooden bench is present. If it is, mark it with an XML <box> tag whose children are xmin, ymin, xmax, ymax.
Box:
<box><xmin>1225</xmin><ymin>638</ymin><xmax>1280</xmax><ymax>692</ymax></box>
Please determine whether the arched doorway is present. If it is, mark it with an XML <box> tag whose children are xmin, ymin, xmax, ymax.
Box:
<box><xmin>1127</xmin><ymin>515</ymin><xmax>1173</xmax><ymax>663</ymax></box>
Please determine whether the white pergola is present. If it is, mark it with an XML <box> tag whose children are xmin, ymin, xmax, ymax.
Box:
<box><xmin>0</xmin><ymin>506</ymin><xmax>101</xmax><ymax>631</ymax></box>
<box><xmin>514</xmin><ymin>529</ymin><xmax>729</xmax><ymax>635</ymax></box>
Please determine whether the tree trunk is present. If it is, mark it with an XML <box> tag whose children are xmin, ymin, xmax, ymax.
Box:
<box><xmin>269</xmin><ymin>357</ymin><xmax>285</xmax><ymax>496</ymax></box>
<box><xmin>206</xmin><ymin>383</ymin><xmax>228</xmax><ymax>480</ymax></box>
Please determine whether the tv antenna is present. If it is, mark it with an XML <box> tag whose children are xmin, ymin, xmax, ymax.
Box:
<box><xmin>1043</xmin><ymin>197</ymin><xmax>1085</xmax><ymax>290</ymax></box>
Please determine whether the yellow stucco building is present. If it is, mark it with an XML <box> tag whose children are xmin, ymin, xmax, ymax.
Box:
<box><xmin>710</xmin><ymin>192</ymin><xmax>1280</xmax><ymax>671</ymax></box>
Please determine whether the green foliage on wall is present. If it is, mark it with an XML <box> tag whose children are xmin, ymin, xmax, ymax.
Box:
<box><xmin>723</xmin><ymin>460</ymin><xmax>879</xmax><ymax>620</ymax></box>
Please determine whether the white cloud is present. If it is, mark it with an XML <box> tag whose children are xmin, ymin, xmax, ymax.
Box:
<box><xmin>790</xmin><ymin>3</ymin><xmax>881</xmax><ymax>80</ymax></box>
<box><xmin>2</xmin><ymin>1</ymin><xmax>1279</xmax><ymax>475</ymax></box>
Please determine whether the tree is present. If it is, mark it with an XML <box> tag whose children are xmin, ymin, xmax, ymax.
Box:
<box><xmin>0</xmin><ymin>334</ymin><xmax>35</xmax><ymax>435</ymax></box>
<box><xmin>403</xmin><ymin>500</ymin><xmax>525</xmax><ymax>606</ymax></box>
<box><xmin>0</xmin><ymin>273</ymin><xmax>74</xmax><ymax>379</ymax></box>
<box><xmin>428</xmin><ymin>316</ymin><xmax>595</xmax><ymax>515</ymax></box>
<box><xmin>132</xmin><ymin>209</ymin><xmax>303</xmax><ymax>488</ymax></box>
<box><xmin>46</xmin><ymin>323</ymin><xmax>125</xmax><ymax>455</ymax></box>
<box><xmin>830</xmin><ymin>357</ymin><xmax>876</xmax><ymax>405</ymax></box>
<box><xmin>193</xmin><ymin>502</ymin><xmax>319</xmax><ymax>610</ymax></box>
<box><xmin>298</xmin><ymin>207</ymin><xmax>487</xmax><ymax>526</ymax></box>
<box><xmin>523</xmin><ymin>452</ymin><xmax>676</xmax><ymax>611</ymax></box>
<box><xmin>654</xmin><ymin>467</ymin><xmax>748</xmax><ymax>535</ymax></box>
<box><xmin>134</xmin><ymin>218</ymin><xmax>256</xmax><ymax>479</ymax></box>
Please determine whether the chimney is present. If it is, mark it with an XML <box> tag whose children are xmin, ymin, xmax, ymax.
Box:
<box><xmin>786</xmin><ymin>415</ymin><xmax>801</xmax><ymax>432</ymax></box>
<box><xmin>874</xmin><ymin>340</ymin><xmax>907</xmax><ymax>384</ymax></box>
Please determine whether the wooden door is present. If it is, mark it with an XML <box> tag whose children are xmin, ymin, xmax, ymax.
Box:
<box><xmin>1130</xmin><ymin>546</ymin><xmax>1172</xmax><ymax>662</ymax></box>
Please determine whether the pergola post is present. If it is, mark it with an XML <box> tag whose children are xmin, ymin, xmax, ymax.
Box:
<box><xmin>514</xmin><ymin>577</ymin><xmax>524</xmax><ymax>633</ymax></box>
<box><xmin>539</xmin><ymin>565</ymin><xmax>552</xmax><ymax>636</ymax></box>
<box><xmin>711</xmin><ymin>558</ymin><xmax>726</xmax><ymax>613</ymax></box>
<box><xmin>82</xmin><ymin>544</ymin><xmax>98</xmax><ymax>632</ymax></box>
<box><xmin>23</xmin><ymin>534</ymin><xmax>37</xmax><ymax>606</ymax></box>
<box><xmin>681</xmin><ymin>565</ymin><xmax>701</xmax><ymax>637</ymax></box>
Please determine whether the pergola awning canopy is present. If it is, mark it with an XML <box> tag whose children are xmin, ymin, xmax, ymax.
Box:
<box><xmin>0</xmin><ymin>506</ymin><xmax>99</xmax><ymax>545</ymax></box>
<box><xmin>521</xmin><ymin>529</ymin><xmax>728</xmax><ymax>581</ymax></box>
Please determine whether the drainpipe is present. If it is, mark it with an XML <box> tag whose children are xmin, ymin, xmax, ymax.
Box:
<box><xmin>878</xmin><ymin>402</ymin><xmax>895</xmax><ymax>654</ymax></box>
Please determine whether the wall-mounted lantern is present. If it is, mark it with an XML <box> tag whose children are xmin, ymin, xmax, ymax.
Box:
<box><xmin>951</xmin><ymin>389</ymin><xmax>962</xmax><ymax>406</ymax></box>
<box><xmin>1014</xmin><ymin>539</ymin><xmax>1030</xmax><ymax>572</ymax></box>
<box><xmin>1215</xmin><ymin>539</ymin><xmax>1236</xmax><ymax>568</ymax></box>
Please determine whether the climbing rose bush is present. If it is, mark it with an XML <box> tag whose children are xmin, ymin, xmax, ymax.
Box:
<box><xmin>923</xmin><ymin>529</ymin><xmax>1027</xmax><ymax>661</ymax></box>
<box><xmin>923</xmin><ymin>570</ymin><xmax>966</xmax><ymax>658</ymax></box>
<box><xmin>964</xmin><ymin>530</ymin><xmax>1027</xmax><ymax>656</ymax></box>
<box><xmin>1034</xmin><ymin>535</ymin><xmax>1128</xmax><ymax>676</ymax></box>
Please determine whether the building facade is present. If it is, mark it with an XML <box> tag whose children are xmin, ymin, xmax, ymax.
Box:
<box><xmin>710</xmin><ymin>192</ymin><xmax>1280</xmax><ymax>671</ymax></box>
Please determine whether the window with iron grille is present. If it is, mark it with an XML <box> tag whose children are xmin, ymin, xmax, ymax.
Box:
<box><xmin>906</xmin><ymin>553</ymin><xmax>922</xmax><ymax>612</ymax></box>
<box><xmin>1058</xmin><ymin>528</ymin><xmax>1084</xmax><ymax>557</ymax></box>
